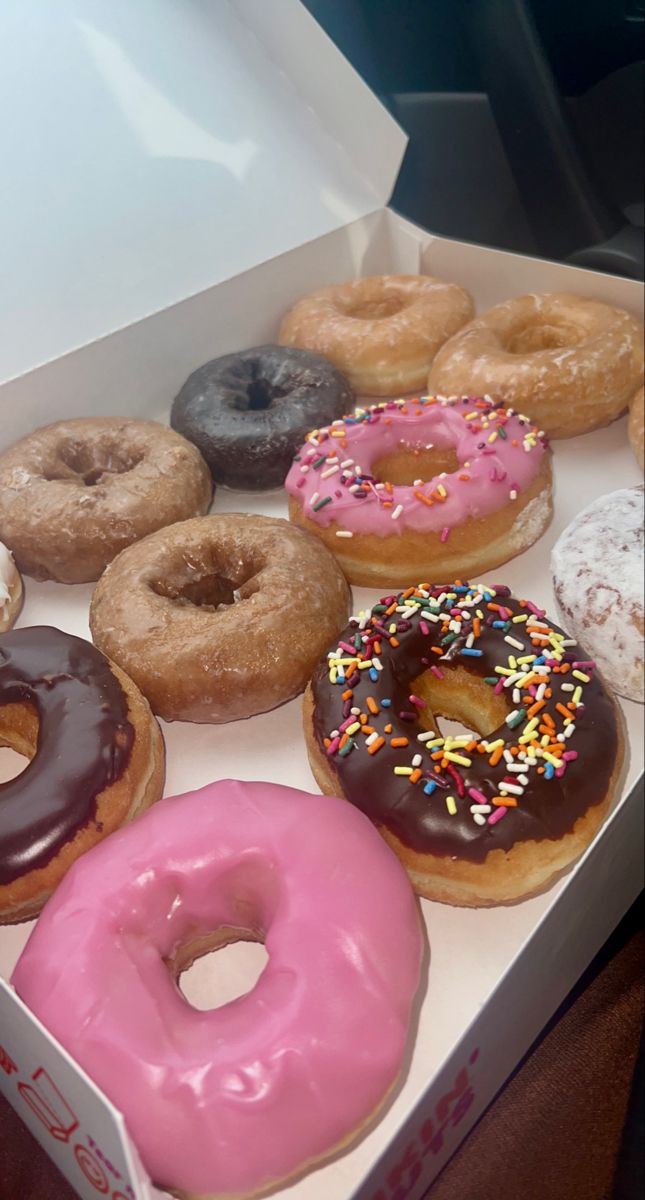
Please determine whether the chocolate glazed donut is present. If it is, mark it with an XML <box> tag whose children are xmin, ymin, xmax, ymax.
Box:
<box><xmin>171</xmin><ymin>345</ymin><xmax>353</xmax><ymax>489</ymax></box>
<box><xmin>0</xmin><ymin>626</ymin><xmax>164</xmax><ymax>922</ymax></box>
<box><xmin>304</xmin><ymin>582</ymin><xmax>624</xmax><ymax>906</ymax></box>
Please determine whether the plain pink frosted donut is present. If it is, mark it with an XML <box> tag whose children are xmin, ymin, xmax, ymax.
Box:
<box><xmin>12</xmin><ymin>779</ymin><xmax>422</xmax><ymax>1200</ymax></box>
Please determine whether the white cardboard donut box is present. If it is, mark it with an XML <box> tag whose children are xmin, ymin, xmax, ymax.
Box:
<box><xmin>0</xmin><ymin>4</ymin><xmax>643</xmax><ymax>1200</ymax></box>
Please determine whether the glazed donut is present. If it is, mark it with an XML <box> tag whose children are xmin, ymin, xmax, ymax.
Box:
<box><xmin>171</xmin><ymin>344</ymin><xmax>353</xmax><ymax>489</ymax></box>
<box><xmin>304</xmin><ymin>581</ymin><xmax>624</xmax><ymax>906</ymax></box>
<box><xmin>90</xmin><ymin>513</ymin><xmax>351</xmax><ymax>722</ymax></box>
<box><xmin>0</xmin><ymin>626</ymin><xmax>164</xmax><ymax>923</ymax></box>
<box><xmin>0</xmin><ymin>417</ymin><xmax>212</xmax><ymax>583</ymax></box>
<box><xmin>278</xmin><ymin>274</ymin><xmax>474</xmax><ymax>396</ymax></box>
<box><xmin>13</xmin><ymin>779</ymin><xmax>422</xmax><ymax>1200</ymax></box>
<box><xmin>629</xmin><ymin>386</ymin><xmax>644</xmax><ymax>471</ymax></box>
<box><xmin>551</xmin><ymin>487</ymin><xmax>644</xmax><ymax>703</ymax></box>
<box><xmin>428</xmin><ymin>293</ymin><xmax>644</xmax><ymax>438</ymax></box>
<box><xmin>0</xmin><ymin>542</ymin><xmax>22</xmax><ymax>632</ymax></box>
<box><xmin>285</xmin><ymin>396</ymin><xmax>552</xmax><ymax>588</ymax></box>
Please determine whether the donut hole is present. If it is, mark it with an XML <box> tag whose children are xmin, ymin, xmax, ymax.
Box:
<box><xmin>343</xmin><ymin>295</ymin><xmax>405</xmax><ymax>320</ymax></box>
<box><xmin>149</xmin><ymin>549</ymin><xmax>263</xmax><ymax>609</ymax></box>
<box><xmin>0</xmin><ymin>701</ymin><xmax>38</xmax><ymax>774</ymax></box>
<box><xmin>244</xmin><ymin>377</ymin><xmax>289</xmax><ymax>411</ymax></box>
<box><xmin>46</xmin><ymin>440</ymin><xmax>144</xmax><ymax>486</ymax></box>
<box><xmin>410</xmin><ymin>666</ymin><xmax>511</xmax><ymax>739</ymax></box>
<box><xmin>171</xmin><ymin>929</ymin><xmax>269</xmax><ymax>1012</ymax></box>
<box><xmin>373</xmin><ymin>443</ymin><xmax>460</xmax><ymax>486</ymax></box>
<box><xmin>154</xmin><ymin>573</ymin><xmax>240</xmax><ymax>610</ymax></box>
<box><xmin>504</xmin><ymin>321</ymin><xmax>583</xmax><ymax>355</ymax></box>
<box><xmin>0</xmin><ymin>746</ymin><xmax>31</xmax><ymax>783</ymax></box>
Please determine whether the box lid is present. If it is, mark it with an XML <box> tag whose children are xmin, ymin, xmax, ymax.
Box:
<box><xmin>0</xmin><ymin>0</ymin><xmax>405</xmax><ymax>385</ymax></box>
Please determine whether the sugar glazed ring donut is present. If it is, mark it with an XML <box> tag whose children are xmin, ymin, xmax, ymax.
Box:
<box><xmin>304</xmin><ymin>582</ymin><xmax>624</xmax><ymax>906</ymax></box>
<box><xmin>13</xmin><ymin>779</ymin><xmax>422</xmax><ymax>1200</ymax></box>
<box><xmin>629</xmin><ymin>386</ymin><xmax>644</xmax><ymax>472</ymax></box>
<box><xmin>90</xmin><ymin>514</ymin><xmax>351</xmax><ymax>722</ymax></box>
<box><xmin>0</xmin><ymin>418</ymin><xmax>212</xmax><ymax>582</ymax></box>
<box><xmin>285</xmin><ymin>396</ymin><xmax>552</xmax><ymax>588</ymax></box>
<box><xmin>551</xmin><ymin>486</ymin><xmax>644</xmax><ymax>703</ymax></box>
<box><xmin>171</xmin><ymin>345</ymin><xmax>353</xmax><ymax>490</ymax></box>
<box><xmin>0</xmin><ymin>542</ymin><xmax>23</xmax><ymax>633</ymax></box>
<box><xmin>0</xmin><ymin>626</ymin><xmax>164</xmax><ymax>923</ymax></box>
<box><xmin>428</xmin><ymin>293</ymin><xmax>644</xmax><ymax>438</ymax></box>
<box><xmin>278</xmin><ymin>274</ymin><xmax>474</xmax><ymax>396</ymax></box>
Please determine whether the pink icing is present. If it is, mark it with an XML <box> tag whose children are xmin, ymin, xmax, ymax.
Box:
<box><xmin>12</xmin><ymin>779</ymin><xmax>422</xmax><ymax>1198</ymax></box>
<box><xmin>285</xmin><ymin>396</ymin><xmax>548</xmax><ymax>535</ymax></box>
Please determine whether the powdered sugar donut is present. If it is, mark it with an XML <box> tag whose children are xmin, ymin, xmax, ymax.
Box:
<box><xmin>0</xmin><ymin>542</ymin><xmax>22</xmax><ymax>632</ymax></box>
<box><xmin>551</xmin><ymin>487</ymin><xmax>644</xmax><ymax>702</ymax></box>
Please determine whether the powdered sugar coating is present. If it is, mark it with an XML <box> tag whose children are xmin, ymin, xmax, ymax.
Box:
<box><xmin>0</xmin><ymin>542</ymin><xmax>15</xmax><ymax>608</ymax></box>
<box><xmin>551</xmin><ymin>486</ymin><xmax>644</xmax><ymax>702</ymax></box>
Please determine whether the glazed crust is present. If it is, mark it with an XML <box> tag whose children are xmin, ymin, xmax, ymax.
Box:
<box><xmin>90</xmin><ymin>513</ymin><xmax>351</xmax><ymax>723</ymax></box>
<box><xmin>278</xmin><ymin>274</ymin><xmax>474</xmax><ymax>396</ymax></box>
<box><xmin>428</xmin><ymin>292</ymin><xmax>644</xmax><ymax>438</ymax></box>
<box><xmin>0</xmin><ymin>661</ymin><xmax>165</xmax><ymax>924</ymax></box>
<box><xmin>0</xmin><ymin>418</ymin><xmax>213</xmax><ymax>582</ymax></box>
<box><xmin>629</xmin><ymin>386</ymin><xmax>644</xmax><ymax>472</ymax></box>
<box><xmin>288</xmin><ymin>455</ymin><xmax>553</xmax><ymax>588</ymax></box>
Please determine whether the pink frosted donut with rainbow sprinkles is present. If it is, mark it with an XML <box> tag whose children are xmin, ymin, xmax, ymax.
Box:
<box><xmin>13</xmin><ymin>779</ymin><xmax>422</xmax><ymax>1200</ymax></box>
<box><xmin>286</xmin><ymin>395</ymin><xmax>552</xmax><ymax>587</ymax></box>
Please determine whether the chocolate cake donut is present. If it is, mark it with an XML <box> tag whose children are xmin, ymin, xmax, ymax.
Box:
<box><xmin>171</xmin><ymin>345</ymin><xmax>353</xmax><ymax>490</ymax></box>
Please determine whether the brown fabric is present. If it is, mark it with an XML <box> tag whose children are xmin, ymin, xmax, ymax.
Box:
<box><xmin>0</xmin><ymin>921</ymin><xmax>642</xmax><ymax>1200</ymax></box>
<box><xmin>427</xmin><ymin>923</ymin><xmax>644</xmax><ymax>1200</ymax></box>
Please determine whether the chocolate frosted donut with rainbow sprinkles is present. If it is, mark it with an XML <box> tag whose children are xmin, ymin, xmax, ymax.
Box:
<box><xmin>285</xmin><ymin>396</ymin><xmax>552</xmax><ymax>587</ymax></box>
<box><xmin>304</xmin><ymin>582</ymin><xmax>624</xmax><ymax>906</ymax></box>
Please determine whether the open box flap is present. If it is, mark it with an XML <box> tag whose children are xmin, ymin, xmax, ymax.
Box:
<box><xmin>0</xmin><ymin>978</ymin><xmax>150</xmax><ymax>1199</ymax></box>
<box><xmin>0</xmin><ymin>0</ymin><xmax>405</xmax><ymax>387</ymax></box>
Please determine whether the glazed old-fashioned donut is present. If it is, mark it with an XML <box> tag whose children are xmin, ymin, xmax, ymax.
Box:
<box><xmin>285</xmin><ymin>396</ymin><xmax>552</xmax><ymax>587</ymax></box>
<box><xmin>304</xmin><ymin>581</ymin><xmax>624</xmax><ymax>906</ymax></box>
<box><xmin>0</xmin><ymin>417</ymin><xmax>212</xmax><ymax>583</ymax></box>
<box><xmin>0</xmin><ymin>542</ymin><xmax>22</xmax><ymax>632</ymax></box>
<box><xmin>629</xmin><ymin>386</ymin><xmax>644</xmax><ymax>471</ymax></box>
<box><xmin>428</xmin><ymin>293</ymin><xmax>644</xmax><ymax>438</ymax></box>
<box><xmin>171</xmin><ymin>345</ymin><xmax>353</xmax><ymax>489</ymax></box>
<box><xmin>13</xmin><ymin>779</ymin><xmax>422</xmax><ymax>1200</ymax></box>
<box><xmin>90</xmin><ymin>513</ymin><xmax>351</xmax><ymax>722</ymax></box>
<box><xmin>0</xmin><ymin>626</ymin><xmax>164</xmax><ymax>923</ymax></box>
<box><xmin>278</xmin><ymin>274</ymin><xmax>474</xmax><ymax>396</ymax></box>
<box><xmin>551</xmin><ymin>487</ymin><xmax>644</xmax><ymax>703</ymax></box>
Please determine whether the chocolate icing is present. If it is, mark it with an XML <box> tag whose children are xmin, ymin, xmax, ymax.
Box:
<box><xmin>171</xmin><ymin>345</ymin><xmax>353</xmax><ymax>489</ymax></box>
<box><xmin>311</xmin><ymin>586</ymin><xmax>619</xmax><ymax>862</ymax></box>
<box><xmin>0</xmin><ymin>627</ymin><xmax>134</xmax><ymax>885</ymax></box>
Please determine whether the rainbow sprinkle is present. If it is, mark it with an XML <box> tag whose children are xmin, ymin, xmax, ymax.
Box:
<box><xmin>289</xmin><ymin>395</ymin><xmax>547</xmax><ymax>546</ymax></box>
<box><xmin>320</xmin><ymin>582</ymin><xmax>597</xmax><ymax>830</ymax></box>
